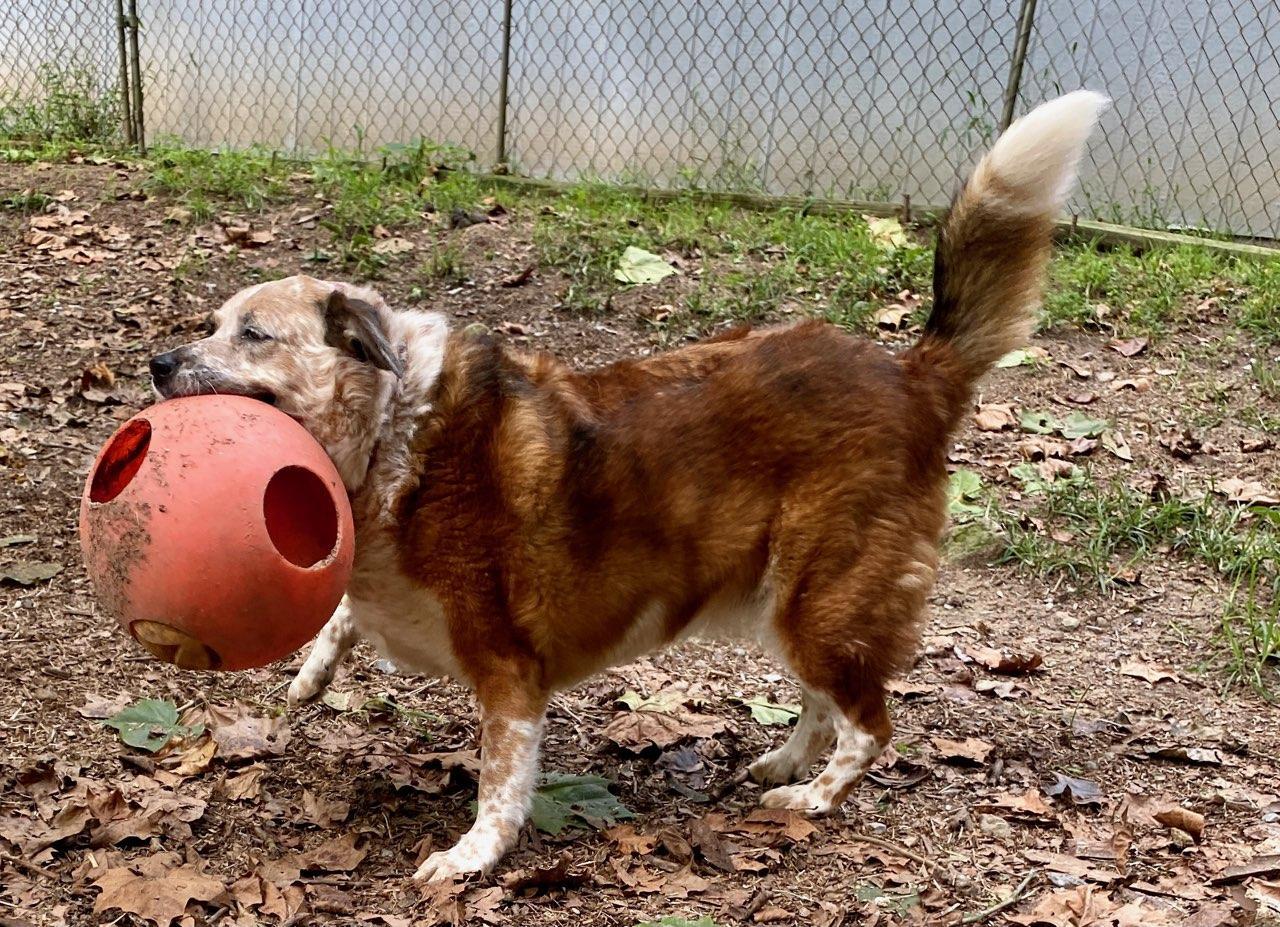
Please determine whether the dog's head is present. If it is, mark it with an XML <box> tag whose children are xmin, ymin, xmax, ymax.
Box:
<box><xmin>151</xmin><ymin>275</ymin><xmax>403</xmax><ymax>486</ymax></box>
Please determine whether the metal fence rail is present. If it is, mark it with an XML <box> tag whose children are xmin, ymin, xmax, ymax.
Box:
<box><xmin>1</xmin><ymin>0</ymin><xmax>1277</xmax><ymax>240</ymax></box>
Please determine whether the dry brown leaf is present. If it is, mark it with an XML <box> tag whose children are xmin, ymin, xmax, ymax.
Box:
<box><xmin>92</xmin><ymin>859</ymin><xmax>226</xmax><ymax>926</ymax></box>
<box><xmin>169</xmin><ymin>738</ymin><xmax>217</xmax><ymax>777</ymax></box>
<box><xmin>875</xmin><ymin>304</ymin><xmax>913</xmax><ymax>330</ymax></box>
<box><xmin>1109</xmin><ymin>336</ymin><xmax>1149</xmax><ymax>357</ymax></box>
<box><xmin>301</xmin><ymin>789</ymin><xmax>351</xmax><ymax>827</ymax></box>
<box><xmin>207</xmin><ymin>703</ymin><xmax>291</xmax><ymax>761</ymax></box>
<box><xmin>1216</xmin><ymin>477</ymin><xmax>1280</xmax><ymax>506</ymax></box>
<box><xmin>603</xmin><ymin>706</ymin><xmax>726</xmax><ymax>751</ymax></box>
<box><xmin>736</xmin><ymin>808</ymin><xmax>817</xmax><ymax>844</ymax></box>
<box><xmin>500</xmin><ymin>855</ymin><xmax>585</xmax><ymax>894</ymax></box>
<box><xmin>963</xmin><ymin>644</ymin><xmax>1044</xmax><ymax>675</ymax></box>
<box><xmin>215</xmin><ymin>765</ymin><xmax>265</xmax><ymax>802</ymax></box>
<box><xmin>296</xmin><ymin>832</ymin><xmax>368</xmax><ymax>872</ymax></box>
<box><xmin>1120</xmin><ymin>661</ymin><xmax>1178</xmax><ymax>684</ymax></box>
<box><xmin>605</xmin><ymin>823</ymin><xmax>659</xmax><ymax>856</ymax></box>
<box><xmin>974</xmin><ymin>403</ymin><xmax>1017</xmax><ymax>432</ymax></box>
<box><xmin>371</xmin><ymin>236</ymin><xmax>414</xmax><ymax>255</ymax></box>
<box><xmin>1152</xmin><ymin>805</ymin><xmax>1205</xmax><ymax>841</ymax></box>
<box><xmin>931</xmin><ymin>736</ymin><xmax>994</xmax><ymax>765</ymax></box>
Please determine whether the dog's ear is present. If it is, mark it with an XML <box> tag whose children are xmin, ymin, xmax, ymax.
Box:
<box><xmin>324</xmin><ymin>290</ymin><xmax>403</xmax><ymax>377</ymax></box>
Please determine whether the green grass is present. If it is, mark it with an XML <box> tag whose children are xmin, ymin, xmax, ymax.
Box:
<box><xmin>533</xmin><ymin>184</ymin><xmax>932</xmax><ymax>320</ymax></box>
<box><xmin>0</xmin><ymin>64</ymin><xmax>121</xmax><ymax>146</ymax></box>
<box><xmin>982</xmin><ymin>471</ymin><xmax>1279</xmax><ymax>694</ymax></box>
<box><xmin>1043</xmin><ymin>240</ymin><xmax>1280</xmax><ymax>338</ymax></box>
<box><xmin>145</xmin><ymin>144</ymin><xmax>293</xmax><ymax>218</ymax></box>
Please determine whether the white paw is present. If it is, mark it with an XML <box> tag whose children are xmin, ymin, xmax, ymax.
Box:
<box><xmin>286</xmin><ymin>666</ymin><xmax>328</xmax><ymax>708</ymax></box>
<box><xmin>760</xmin><ymin>782</ymin><xmax>837</xmax><ymax>815</ymax></box>
<box><xmin>412</xmin><ymin>840</ymin><xmax>497</xmax><ymax>884</ymax></box>
<box><xmin>749</xmin><ymin>748</ymin><xmax>813</xmax><ymax>786</ymax></box>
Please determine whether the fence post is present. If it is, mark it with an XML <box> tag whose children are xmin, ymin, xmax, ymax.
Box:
<box><xmin>999</xmin><ymin>0</ymin><xmax>1038</xmax><ymax>132</ymax></box>
<box><xmin>494</xmin><ymin>0</ymin><xmax>513</xmax><ymax>169</ymax></box>
<box><xmin>114</xmin><ymin>0</ymin><xmax>135</xmax><ymax>146</ymax></box>
<box><xmin>127</xmin><ymin>0</ymin><xmax>146</xmax><ymax>154</ymax></box>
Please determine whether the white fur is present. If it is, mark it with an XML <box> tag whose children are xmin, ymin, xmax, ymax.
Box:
<box><xmin>761</xmin><ymin>709</ymin><xmax>883</xmax><ymax>813</ymax></box>
<box><xmin>413</xmin><ymin>718</ymin><xmax>543</xmax><ymax>882</ymax></box>
<box><xmin>972</xmin><ymin>90</ymin><xmax>1109</xmax><ymax>214</ymax></box>
<box><xmin>749</xmin><ymin>688</ymin><xmax>835</xmax><ymax>785</ymax></box>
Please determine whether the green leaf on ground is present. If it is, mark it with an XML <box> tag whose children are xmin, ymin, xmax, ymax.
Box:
<box><xmin>614</xmin><ymin>246</ymin><xmax>677</xmax><ymax>284</ymax></box>
<box><xmin>0</xmin><ymin>560</ymin><xmax>62</xmax><ymax>585</ymax></box>
<box><xmin>947</xmin><ymin>469</ymin><xmax>985</xmax><ymax>520</ymax></box>
<box><xmin>740</xmin><ymin>697</ymin><xmax>801</xmax><ymax>726</ymax></box>
<box><xmin>1059</xmin><ymin>412</ymin><xmax>1109</xmax><ymax>439</ymax></box>
<box><xmin>529</xmin><ymin>773</ymin><xmax>635</xmax><ymax>835</ymax></box>
<box><xmin>637</xmin><ymin>919</ymin><xmax>719</xmax><ymax>927</ymax></box>
<box><xmin>104</xmin><ymin>699</ymin><xmax>204</xmax><ymax>752</ymax></box>
<box><xmin>1019</xmin><ymin>409</ymin><xmax>1059</xmax><ymax>435</ymax></box>
<box><xmin>866</xmin><ymin>215</ymin><xmax>909</xmax><ymax>250</ymax></box>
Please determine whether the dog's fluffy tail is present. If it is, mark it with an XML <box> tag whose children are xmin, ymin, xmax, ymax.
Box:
<box><xmin>908</xmin><ymin>91</ymin><xmax>1108</xmax><ymax>398</ymax></box>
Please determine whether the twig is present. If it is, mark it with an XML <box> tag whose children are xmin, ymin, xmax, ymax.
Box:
<box><xmin>707</xmin><ymin>767</ymin><xmax>750</xmax><ymax>802</ymax></box>
<box><xmin>960</xmin><ymin>871</ymin><xmax>1038</xmax><ymax>925</ymax></box>
<box><xmin>0</xmin><ymin>850</ymin><xmax>56</xmax><ymax>881</ymax></box>
<box><xmin>846</xmin><ymin>832</ymin><xmax>952</xmax><ymax>878</ymax></box>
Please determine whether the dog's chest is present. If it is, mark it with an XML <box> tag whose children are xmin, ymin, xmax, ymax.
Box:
<box><xmin>345</xmin><ymin>541</ymin><xmax>464</xmax><ymax>682</ymax></box>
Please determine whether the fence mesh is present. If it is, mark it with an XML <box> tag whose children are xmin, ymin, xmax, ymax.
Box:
<box><xmin>0</xmin><ymin>0</ymin><xmax>1277</xmax><ymax>240</ymax></box>
<box><xmin>0</xmin><ymin>0</ymin><xmax>122</xmax><ymax>145</ymax></box>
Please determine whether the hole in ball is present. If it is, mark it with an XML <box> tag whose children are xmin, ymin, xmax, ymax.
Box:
<box><xmin>90</xmin><ymin>418</ymin><xmax>152</xmax><ymax>503</ymax></box>
<box><xmin>263</xmin><ymin>465</ymin><xmax>339</xmax><ymax>568</ymax></box>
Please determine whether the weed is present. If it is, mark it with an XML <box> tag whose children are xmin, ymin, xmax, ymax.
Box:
<box><xmin>145</xmin><ymin>144</ymin><xmax>292</xmax><ymax>217</ymax></box>
<box><xmin>990</xmin><ymin>471</ymin><xmax>1279</xmax><ymax>693</ymax></box>
<box><xmin>0</xmin><ymin>64</ymin><xmax>121</xmax><ymax>145</ymax></box>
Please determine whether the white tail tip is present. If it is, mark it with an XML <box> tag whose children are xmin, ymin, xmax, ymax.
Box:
<box><xmin>979</xmin><ymin>90</ymin><xmax>1110</xmax><ymax>214</ymax></box>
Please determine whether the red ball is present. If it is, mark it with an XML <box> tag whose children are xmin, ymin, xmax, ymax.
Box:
<box><xmin>79</xmin><ymin>395</ymin><xmax>354</xmax><ymax>671</ymax></box>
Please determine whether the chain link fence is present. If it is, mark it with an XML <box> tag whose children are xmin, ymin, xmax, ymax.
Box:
<box><xmin>1</xmin><ymin>0</ymin><xmax>1277</xmax><ymax>240</ymax></box>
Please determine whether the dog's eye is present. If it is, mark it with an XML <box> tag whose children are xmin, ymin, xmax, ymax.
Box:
<box><xmin>241</xmin><ymin>326</ymin><xmax>272</xmax><ymax>343</ymax></box>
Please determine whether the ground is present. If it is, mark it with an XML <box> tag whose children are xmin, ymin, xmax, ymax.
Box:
<box><xmin>1</xmin><ymin>150</ymin><xmax>1279</xmax><ymax>927</ymax></box>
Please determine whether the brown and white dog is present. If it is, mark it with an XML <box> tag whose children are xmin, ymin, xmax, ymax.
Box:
<box><xmin>150</xmin><ymin>92</ymin><xmax>1106</xmax><ymax>881</ymax></box>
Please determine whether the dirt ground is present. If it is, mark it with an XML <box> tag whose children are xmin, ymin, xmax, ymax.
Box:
<box><xmin>2</xmin><ymin>158</ymin><xmax>1279</xmax><ymax>927</ymax></box>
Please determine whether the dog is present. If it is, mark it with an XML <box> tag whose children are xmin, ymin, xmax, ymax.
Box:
<box><xmin>149</xmin><ymin>91</ymin><xmax>1106</xmax><ymax>882</ymax></box>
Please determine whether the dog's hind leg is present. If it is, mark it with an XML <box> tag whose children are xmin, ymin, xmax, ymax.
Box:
<box><xmin>288</xmin><ymin>598</ymin><xmax>359</xmax><ymax>707</ymax></box>
<box><xmin>748</xmin><ymin>687</ymin><xmax>836</xmax><ymax>785</ymax></box>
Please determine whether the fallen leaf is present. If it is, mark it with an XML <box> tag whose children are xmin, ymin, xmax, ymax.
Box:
<box><xmin>866</xmin><ymin>215</ymin><xmax>909</xmax><ymax>250</ymax></box>
<box><xmin>995</xmin><ymin>346</ymin><xmax>1050</xmax><ymax>368</ymax></box>
<box><xmin>874</xmin><ymin>304</ymin><xmax>913</xmax><ymax>330</ymax></box>
<box><xmin>301</xmin><ymin>790</ymin><xmax>351</xmax><ymax>827</ymax></box>
<box><xmin>371</xmin><ymin>236</ymin><xmax>413</xmax><ymax>255</ymax></box>
<box><xmin>739</xmin><ymin>697</ymin><xmax>800</xmax><ymax>726</ymax></box>
<box><xmin>105</xmin><ymin>700</ymin><xmax>204</xmax><ymax>753</ymax></box>
<box><xmin>499</xmin><ymin>266</ymin><xmax>534</xmax><ymax>287</ymax></box>
<box><xmin>1019</xmin><ymin>409</ymin><xmax>1058</xmax><ymax>435</ymax></box>
<box><xmin>1108</xmin><ymin>336</ymin><xmax>1148</xmax><ymax>357</ymax></box>
<box><xmin>0</xmin><ymin>560</ymin><xmax>63</xmax><ymax>585</ymax></box>
<box><xmin>1044</xmin><ymin>772</ymin><xmax>1106</xmax><ymax>806</ymax></box>
<box><xmin>216</xmin><ymin>766</ymin><xmax>265</xmax><ymax>802</ymax></box>
<box><xmin>1120</xmin><ymin>661</ymin><xmax>1178</xmax><ymax>684</ymax></box>
<box><xmin>963</xmin><ymin>644</ymin><xmax>1044</xmax><ymax>675</ymax></box>
<box><xmin>529</xmin><ymin>773</ymin><xmax>634</xmax><ymax>835</ymax></box>
<box><xmin>931</xmin><ymin>736</ymin><xmax>994</xmax><ymax>765</ymax></box>
<box><xmin>92</xmin><ymin>858</ymin><xmax>226</xmax><ymax>926</ymax></box>
<box><xmin>207</xmin><ymin>703</ymin><xmax>291</xmax><ymax>761</ymax></box>
<box><xmin>500</xmin><ymin>855</ymin><xmax>586</xmax><ymax>894</ymax></box>
<box><xmin>1059</xmin><ymin>412</ymin><xmax>1108</xmax><ymax>439</ymax></box>
<box><xmin>297</xmin><ymin>833</ymin><xmax>367</xmax><ymax>872</ymax></box>
<box><xmin>1102</xmin><ymin>429</ymin><xmax>1134</xmax><ymax>461</ymax></box>
<box><xmin>1152</xmin><ymin>805</ymin><xmax>1205</xmax><ymax>841</ymax></box>
<box><xmin>1215</xmin><ymin>477</ymin><xmax>1279</xmax><ymax>506</ymax></box>
<box><xmin>605</xmin><ymin>823</ymin><xmax>659</xmax><ymax>856</ymax></box>
<box><xmin>736</xmin><ymin>808</ymin><xmax>816</xmax><ymax>843</ymax></box>
<box><xmin>614</xmin><ymin>246</ymin><xmax>677</xmax><ymax>284</ymax></box>
<box><xmin>169</xmin><ymin>738</ymin><xmax>217</xmax><ymax>776</ymax></box>
<box><xmin>974</xmin><ymin>403</ymin><xmax>1017</xmax><ymax>431</ymax></box>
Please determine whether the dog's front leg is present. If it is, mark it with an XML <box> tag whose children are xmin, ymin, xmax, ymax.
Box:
<box><xmin>287</xmin><ymin>598</ymin><xmax>359</xmax><ymax>707</ymax></box>
<box><xmin>414</xmin><ymin>669</ymin><xmax>547</xmax><ymax>883</ymax></box>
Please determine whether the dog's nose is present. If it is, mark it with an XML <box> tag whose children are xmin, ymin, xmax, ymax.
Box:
<box><xmin>150</xmin><ymin>351</ymin><xmax>180</xmax><ymax>386</ymax></box>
